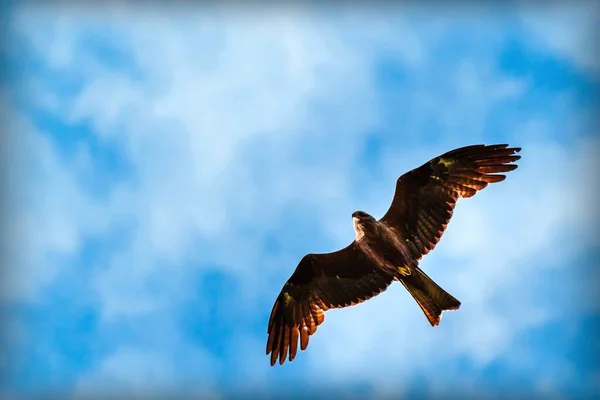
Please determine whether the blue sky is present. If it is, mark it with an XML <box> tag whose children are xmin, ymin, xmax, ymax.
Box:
<box><xmin>2</xmin><ymin>1</ymin><xmax>599</xmax><ymax>399</ymax></box>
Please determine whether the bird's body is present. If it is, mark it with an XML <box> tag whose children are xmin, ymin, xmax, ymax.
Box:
<box><xmin>266</xmin><ymin>144</ymin><xmax>521</xmax><ymax>366</ymax></box>
<box><xmin>352</xmin><ymin>211</ymin><xmax>414</xmax><ymax>278</ymax></box>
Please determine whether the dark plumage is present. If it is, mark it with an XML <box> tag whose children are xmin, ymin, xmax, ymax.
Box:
<box><xmin>266</xmin><ymin>144</ymin><xmax>521</xmax><ymax>366</ymax></box>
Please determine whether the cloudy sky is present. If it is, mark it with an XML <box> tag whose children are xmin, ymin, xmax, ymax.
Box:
<box><xmin>2</xmin><ymin>1</ymin><xmax>599</xmax><ymax>399</ymax></box>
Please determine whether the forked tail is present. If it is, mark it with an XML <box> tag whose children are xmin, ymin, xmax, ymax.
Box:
<box><xmin>400</xmin><ymin>267</ymin><xmax>461</xmax><ymax>326</ymax></box>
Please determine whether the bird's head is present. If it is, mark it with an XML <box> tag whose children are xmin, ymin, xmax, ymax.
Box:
<box><xmin>352</xmin><ymin>210</ymin><xmax>374</xmax><ymax>220</ymax></box>
<box><xmin>352</xmin><ymin>211</ymin><xmax>375</xmax><ymax>238</ymax></box>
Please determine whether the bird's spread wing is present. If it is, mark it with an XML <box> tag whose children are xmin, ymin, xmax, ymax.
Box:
<box><xmin>266</xmin><ymin>243</ymin><xmax>393</xmax><ymax>366</ymax></box>
<box><xmin>380</xmin><ymin>144</ymin><xmax>521</xmax><ymax>261</ymax></box>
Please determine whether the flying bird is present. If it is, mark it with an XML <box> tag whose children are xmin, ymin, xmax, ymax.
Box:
<box><xmin>266</xmin><ymin>144</ymin><xmax>521</xmax><ymax>366</ymax></box>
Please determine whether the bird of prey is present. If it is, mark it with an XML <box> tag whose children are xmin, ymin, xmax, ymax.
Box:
<box><xmin>266</xmin><ymin>144</ymin><xmax>521</xmax><ymax>366</ymax></box>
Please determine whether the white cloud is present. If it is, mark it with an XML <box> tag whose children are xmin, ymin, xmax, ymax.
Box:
<box><xmin>7</xmin><ymin>2</ymin><xmax>598</xmax><ymax>396</ymax></box>
<box><xmin>74</xmin><ymin>344</ymin><xmax>221</xmax><ymax>399</ymax></box>
<box><xmin>12</xmin><ymin>3</ymin><xmax>391</xmax><ymax>312</ymax></box>
<box><xmin>2</xmin><ymin>97</ymin><xmax>109</xmax><ymax>303</ymax></box>
<box><xmin>517</xmin><ymin>0</ymin><xmax>600</xmax><ymax>74</ymax></box>
<box><xmin>8</xmin><ymin>4</ymin><xmax>396</xmax><ymax>393</ymax></box>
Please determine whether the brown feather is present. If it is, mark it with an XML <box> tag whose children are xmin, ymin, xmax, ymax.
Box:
<box><xmin>289</xmin><ymin>326</ymin><xmax>299</xmax><ymax>362</ymax></box>
<box><xmin>266</xmin><ymin>244</ymin><xmax>393</xmax><ymax>366</ymax></box>
<box><xmin>300</xmin><ymin>327</ymin><xmax>309</xmax><ymax>351</ymax></box>
<box><xmin>400</xmin><ymin>267</ymin><xmax>461</xmax><ymax>326</ymax></box>
<box><xmin>381</xmin><ymin>144</ymin><xmax>521</xmax><ymax>261</ymax></box>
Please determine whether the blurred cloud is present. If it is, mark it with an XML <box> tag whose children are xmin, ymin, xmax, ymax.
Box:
<box><xmin>3</xmin><ymin>2</ymin><xmax>599</xmax><ymax>399</ymax></box>
<box><xmin>517</xmin><ymin>0</ymin><xmax>600</xmax><ymax>75</ymax></box>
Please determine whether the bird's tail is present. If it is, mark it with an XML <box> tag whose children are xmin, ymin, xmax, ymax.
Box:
<box><xmin>400</xmin><ymin>267</ymin><xmax>461</xmax><ymax>326</ymax></box>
